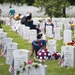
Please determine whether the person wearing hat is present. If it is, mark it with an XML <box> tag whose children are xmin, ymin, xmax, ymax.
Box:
<box><xmin>44</xmin><ymin>18</ymin><xmax>54</xmax><ymax>34</ymax></box>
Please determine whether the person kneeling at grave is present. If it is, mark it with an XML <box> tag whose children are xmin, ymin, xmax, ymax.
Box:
<box><xmin>30</xmin><ymin>33</ymin><xmax>51</xmax><ymax>60</ymax></box>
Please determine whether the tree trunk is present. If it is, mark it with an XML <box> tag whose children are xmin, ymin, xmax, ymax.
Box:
<box><xmin>63</xmin><ymin>7</ymin><xmax>66</xmax><ymax>17</ymax></box>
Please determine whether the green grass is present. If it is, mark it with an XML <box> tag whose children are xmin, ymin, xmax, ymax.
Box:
<box><xmin>0</xmin><ymin>24</ymin><xmax>75</xmax><ymax>75</ymax></box>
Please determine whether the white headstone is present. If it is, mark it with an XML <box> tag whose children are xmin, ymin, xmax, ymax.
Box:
<box><xmin>10</xmin><ymin>18</ymin><xmax>14</xmax><ymax>27</ymax></box>
<box><xmin>0</xmin><ymin>32</ymin><xmax>3</xmax><ymax>40</ymax></box>
<box><xmin>18</xmin><ymin>25</ymin><xmax>25</xmax><ymax>37</ymax></box>
<box><xmin>0</xmin><ymin>28</ymin><xmax>3</xmax><ymax>33</ymax></box>
<box><xmin>64</xmin><ymin>24</ymin><xmax>71</xmax><ymax>30</ymax></box>
<box><xmin>57</xmin><ymin>22</ymin><xmax>63</xmax><ymax>31</ymax></box>
<box><xmin>63</xmin><ymin>30</ymin><xmax>72</xmax><ymax>44</ymax></box>
<box><xmin>54</xmin><ymin>27</ymin><xmax>62</xmax><ymax>40</ymax></box>
<box><xmin>2</xmin><ymin>38</ymin><xmax>13</xmax><ymax>56</ymax></box>
<box><xmin>0</xmin><ymin>32</ymin><xmax>8</xmax><ymax>40</ymax></box>
<box><xmin>73</xmin><ymin>27</ymin><xmax>75</xmax><ymax>37</ymax></box>
<box><xmin>13</xmin><ymin>50</ymin><xmax>47</xmax><ymax>75</ymax></box>
<box><xmin>6</xmin><ymin>42</ymin><xmax>18</xmax><ymax>65</ymax></box>
<box><xmin>2</xmin><ymin>38</ymin><xmax>13</xmax><ymax>47</ymax></box>
<box><xmin>28</xmin><ymin>64</ymin><xmax>47</xmax><ymax>75</ymax></box>
<box><xmin>29</xmin><ymin>29</ymin><xmax>37</xmax><ymax>43</ymax></box>
<box><xmin>47</xmin><ymin>40</ymin><xmax>57</xmax><ymax>55</ymax></box>
<box><xmin>61</xmin><ymin>46</ymin><xmax>75</xmax><ymax>67</ymax></box>
<box><xmin>23</xmin><ymin>26</ymin><xmax>30</xmax><ymax>40</ymax></box>
<box><xmin>40</xmin><ymin>19</ymin><xmax>46</xmax><ymax>33</ymax></box>
<box><xmin>13</xmin><ymin>49</ymin><xmax>30</xmax><ymax>75</ymax></box>
<box><xmin>46</xmin><ymin>26</ymin><xmax>53</xmax><ymax>38</ymax></box>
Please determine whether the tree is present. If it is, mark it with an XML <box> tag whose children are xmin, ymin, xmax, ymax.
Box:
<box><xmin>34</xmin><ymin>0</ymin><xmax>70</xmax><ymax>17</ymax></box>
<box><xmin>68</xmin><ymin>0</ymin><xmax>75</xmax><ymax>5</ymax></box>
<box><xmin>3</xmin><ymin>0</ymin><xmax>34</xmax><ymax>5</ymax></box>
<box><xmin>0</xmin><ymin>0</ymin><xmax>5</xmax><ymax>4</ymax></box>
<box><xmin>25</xmin><ymin>0</ymin><xmax>35</xmax><ymax>5</ymax></box>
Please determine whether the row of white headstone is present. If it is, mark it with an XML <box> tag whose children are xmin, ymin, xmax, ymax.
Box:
<box><xmin>0</xmin><ymin>28</ymin><xmax>48</xmax><ymax>75</ymax></box>
<box><xmin>2</xmin><ymin>17</ymin><xmax>74</xmax><ymax>41</ymax></box>
<box><xmin>8</xmin><ymin>17</ymin><xmax>75</xmax><ymax>68</ymax></box>
<box><xmin>9</xmin><ymin>19</ymin><xmax>58</xmax><ymax>55</ymax></box>
<box><xmin>1</xmin><ymin>17</ymin><xmax>75</xmax><ymax>72</ymax></box>
<box><xmin>10</xmin><ymin>17</ymin><xmax>73</xmax><ymax>44</ymax></box>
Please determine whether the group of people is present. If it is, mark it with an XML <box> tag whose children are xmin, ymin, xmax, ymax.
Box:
<box><xmin>0</xmin><ymin>6</ymin><xmax>54</xmax><ymax>59</ymax></box>
<box><xmin>0</xmin><ymin>6</ymin><xmax>63</xmax><ymax>75</ymax></box>
<box><xmin>8</xmin><ymin>6</ymin><xmax>55</xmax><ymax>35</ymax></box>
<box><xmin>13</xmin><ymin>12</ymin><xmax>41</xmax><ymax>34</ymax></box>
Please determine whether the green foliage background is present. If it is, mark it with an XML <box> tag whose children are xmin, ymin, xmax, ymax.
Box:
<box><xmin>0</xmin><ymin>0</ymin><xmax>75</xmax><ymax>17</ymax></box>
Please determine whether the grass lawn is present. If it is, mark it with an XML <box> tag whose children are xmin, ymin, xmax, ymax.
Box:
<box><xmin>0</xmin><ymin>24</ymin><xmax>75</xmax><ymax>75</ymax></box>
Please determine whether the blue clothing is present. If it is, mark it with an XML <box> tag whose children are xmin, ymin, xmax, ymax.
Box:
<box><xmin>36</xmin><ymin>28</ymin><xmax>41</xmax><ymax>34</ymax></box>
<box><xmin>27</xmin><ymin>20</ymin><xmax>36</xmax><ymax>29</ymax></box>
<box><xmin>27</xmin><ymin>20</ymin><xmax>33</xmax><ymax>29</ymax></box>
<box><xmin>32</xmin><ymin>40</ymin><xmax>46</xmax><ymax>56</ymax></box>
<box><xmin>44</xmin><ymin>22</ymin><xmax>54</xmax><ymax>33</ymax></box>
<box><xmin>46</xmin><ymin>23</ymin><xmax>54</xmax><ymax>27</ymax></box>
<box><xmin>9</xmin><ymin>8</ymin><xmax>15</xmax><ymax>16</ymax></box>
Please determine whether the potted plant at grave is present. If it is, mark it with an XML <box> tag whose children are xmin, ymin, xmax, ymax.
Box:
<box><xmin>32</xmin><ymin>63</ymin><xmax>39</xmax><ymax>69</ymax></box>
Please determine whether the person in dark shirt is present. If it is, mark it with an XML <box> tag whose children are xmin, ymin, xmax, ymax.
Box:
<box><xmin>21</xmin><ymin>12</ymin><xmax>32</xmax><ymax>26</ymax></box>
<box><xmin>30</xmin><ymin>33</ymin><xmax>47</xmax><ymax>59</ymax></box>
<box><xmin>44</xmin><ymin>18</ymin><xmax>54</xmax><ymax>34</ymax></box>
<box><xmin>27</xmin><ymin>19</ymin><xmax>35</xmax><ymax>29</ymax></box>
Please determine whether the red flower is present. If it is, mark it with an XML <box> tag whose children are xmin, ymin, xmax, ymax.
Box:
<box><xmin>45</xmin><ymin>48</ymin><xmax>48</xmax><ymax>52</ymax></box>
<box><xmin>70</xmin><ymin>42</ymin><xmax>74</xmax><ymax>45</ymax></box>
<box><xmin>67</xmin><ymin>42</ymin><xmax>70</xmax><ymax>45</ymax></box>
<box><xmin>72</xmin><ymin>40</ymin><xmax>74</xmax><ymax>43</ymax></box>
<box><xmin>67</xmin><ymin>41</ymin><xmax>75</xmax><ymax>46</ymax></box>
<box><xmin>42</xmin><ymin>52</ymin><xmax>44</xmax><ymax>55</ymax></box>
<box><xmin>52</xmin><ymin>53</ymin><xmax>57</xmax><ymax>57</ymax></box>
<box><xmin>46</xmin><ymin>53</ymin><xmax>48</xmax><ymax>56</ymax></box>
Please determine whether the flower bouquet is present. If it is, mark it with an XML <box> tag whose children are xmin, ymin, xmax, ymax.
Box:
<box><xmin>52</xmin><ymin>52</ymin><xmax>61</xmax><ymax>60</ymax></box>
<box><xmin>66</xmin><ymin>40</ymin><xmax>75</xmax><ymax>46</ymax></box>
<box><xmin>37</xmin><ymin>48</ymin><xmax>51</xmax><ymax>60</ymax></box>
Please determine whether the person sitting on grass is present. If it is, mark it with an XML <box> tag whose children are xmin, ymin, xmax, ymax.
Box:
<box><xmin>30</xmin><ymin>33</ymin><xmax>51</xmax><ymax>60</ymax></box>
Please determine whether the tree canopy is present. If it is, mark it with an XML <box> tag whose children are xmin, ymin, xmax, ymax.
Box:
<box><xmin>0</xmin><ymin>0</ymin><xmax>75</xmax><ymax>17</ymax></box>
<box><xmin>34</xmin><ymin>0</ymin><xmax>71</xmax><ymax>17</ymax></box>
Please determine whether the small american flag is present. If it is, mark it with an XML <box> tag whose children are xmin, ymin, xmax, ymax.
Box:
<box><xmin>58</xmin><ymin>54</ymin><xmax>64</xmax><ymax>65</ymax></box>
<box><xmin>9</xmin><ymin>65</ymin><xmax>14</xmax><ymax>75</ymax></box>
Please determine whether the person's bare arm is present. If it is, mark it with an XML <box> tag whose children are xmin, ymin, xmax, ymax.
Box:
<box><xmin>30</xmin><ymin>46</ymin><xmax>34</xmax><ymax>56</ymax></box>
<box><xmin>0</xmin><ymin>51</ymin><xmax>5</xmax><ymax>57</ymax></box>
